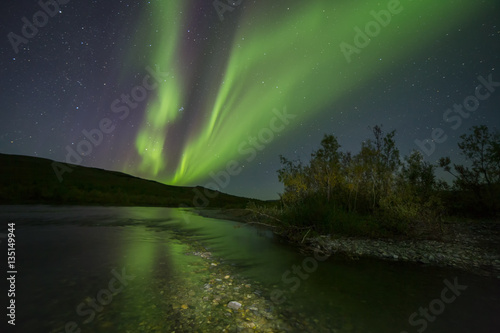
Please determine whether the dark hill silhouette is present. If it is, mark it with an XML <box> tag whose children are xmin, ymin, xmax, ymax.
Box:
<box><xmin>0</xmin><ymin>153</ymin><xmax>260</xmax><ymax>208</ymax></box>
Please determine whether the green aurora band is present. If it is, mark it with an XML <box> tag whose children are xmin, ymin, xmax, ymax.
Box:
<box><xmin>133</xmin><ymin>1</ymin><xmax>188</xmax><ymax>176</ymax></box>
<box><xmin>129</xmin><ymin>0</ymin><xmax>483</xmax><ymax>186</ymax></box>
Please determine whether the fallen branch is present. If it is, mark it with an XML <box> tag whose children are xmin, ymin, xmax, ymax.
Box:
<box><xmin>245</xmin><ymin>221</ymin><xmax>281</xmax><ymax>228</ymax></box>
<box><xmin>245</xmin><ymin>208</ymin><xmax>283</xmax><ymax>223</ymax></box>
<box><xmin>301</xmin><ymin>229</ymin><xmax>311</xmax><ymax>243</ymax></box>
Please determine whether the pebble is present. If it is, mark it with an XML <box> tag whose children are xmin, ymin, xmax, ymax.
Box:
<box><xmin>227</xmin><ymin>301</ymin><xmax>242</xmax><ymax>310</ymax></box>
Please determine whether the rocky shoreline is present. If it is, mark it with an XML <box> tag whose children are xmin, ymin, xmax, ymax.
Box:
<box><xmin>196</xmin><ymin>209</ymin><xmax>500</xmax><ymax>279</ymax></box>
<box><xmin>307</xmin><ymin>222</ymin><xmax>500</xmax><ymax>279</ymax></box>
<box><xmin>184</xmin><ymin>249</ymin><xmax>295</xmax><ymax>332</ymax></box>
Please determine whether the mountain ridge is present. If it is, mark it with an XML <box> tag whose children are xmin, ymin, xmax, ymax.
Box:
<box><xmin>0</xmin><ymin>153</ymin><xmax>262</xmax><ymax>208</ymax></box>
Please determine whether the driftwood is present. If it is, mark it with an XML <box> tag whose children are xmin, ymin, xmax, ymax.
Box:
<box><xmin>245</xmin><ymin>221</ymin><xmax>280</xmax><ymax>229</ymax></box>
<box><xmin>245</xmin><ymin>208</ymin><xmax>314</xmax><ymax>238</ymax></box>
<box><xmin>245</xmin><ymin>208</ymin><xmax>283</xmax><ymax>223</ymax></box>
<box><xmin>301</xmin><ymin>229</ymin><xmax>311</xmax><ymax>243</ymax></box>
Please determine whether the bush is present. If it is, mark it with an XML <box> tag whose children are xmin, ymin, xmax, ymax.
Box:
<box><xmin>378</xmin><ymin>191</ymin><xmax>444</xmax><ymax>237</ymax></box>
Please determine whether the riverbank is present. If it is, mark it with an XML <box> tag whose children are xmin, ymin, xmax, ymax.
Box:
<box><xmin>195</xmin><ymin>209</ymin><xmax>500</xmax><ymax>279</ymax></box>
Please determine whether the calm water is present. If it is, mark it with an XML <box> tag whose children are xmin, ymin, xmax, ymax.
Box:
<box><xmin>0</xmin><ymin>205</ymin><xmax>498</xmax><ymax>332</ymax></box>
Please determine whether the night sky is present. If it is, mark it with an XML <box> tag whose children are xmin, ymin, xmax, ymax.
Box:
<box><xmin>1</xmin><ymin>0</ymin><xmax>499</xmax><ymax>200</ymax></box>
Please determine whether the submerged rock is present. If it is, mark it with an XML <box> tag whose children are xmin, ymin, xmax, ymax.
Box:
<box><xmin>227</xmin><ymin>301</ymin><xmax>242</xmax><ymax>310</ymax></box>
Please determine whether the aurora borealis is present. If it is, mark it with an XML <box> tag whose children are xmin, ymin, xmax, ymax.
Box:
<box><xmin>1</xmin><ymin>0</ymin><xmax>499</xmax><ymax>199</ymax></box>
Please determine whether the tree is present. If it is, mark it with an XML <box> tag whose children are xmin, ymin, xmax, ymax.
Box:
<box><xmin>309</xmin><ymin>134</ymin><xmax>342</xmax><ymax>203</ymax></box>
<box><xmin>400</xmin><ymin>150</ymin><xmax>436</xmax><ymax>199</ymax></box>
<box><xmin>340</xmin><ymin>151</ymin><xmax>361</xmax><ymax>212</ymax></box>
<box><xmin>277</xmin><ymin>155</ymin><xmax>308</xmax><ymax>206</ymax></box>
<box><xmin>352</xmin><ymin>125</ymin><xmax>400</xmax><ymax>211</ymax></box>
<box><xmin>439</xmin><ymin>125</ymin><xmax>500</xmax><ymax>214</ymax></box>
<box><xmin>275</xmin><ymin>125</ymin><xmax>446</xmax><ymax>236</ymax></box>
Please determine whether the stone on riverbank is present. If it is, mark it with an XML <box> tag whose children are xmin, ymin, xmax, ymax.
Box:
<box><xmin>227</xmin><ymin>301</ymin><xmax>242</xmax><ymax>310</ymax></box>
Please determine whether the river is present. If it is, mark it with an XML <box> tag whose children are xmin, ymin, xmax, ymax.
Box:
<box><xmin>1</xmin><ymin>205</ymin><xmax>498</xmax><ymax>332</ymax></box>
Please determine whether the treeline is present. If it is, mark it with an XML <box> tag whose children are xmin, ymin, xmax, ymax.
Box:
<box><xmin>251</xmin><ymin>125</ymin><xmax>499</xmax><ymax>238</ymax></box>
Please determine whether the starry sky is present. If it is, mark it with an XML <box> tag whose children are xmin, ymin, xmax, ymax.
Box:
<box><xmin>1</xmin><ymin>0</ymin><xmax>499</xmax><ymax>200</ymax></box>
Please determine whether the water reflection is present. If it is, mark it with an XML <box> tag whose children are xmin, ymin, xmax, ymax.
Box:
<box><xmin>1</xmin><ymin>206</ymin><xmax>498</xmax><ymax>333</ymax></box>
